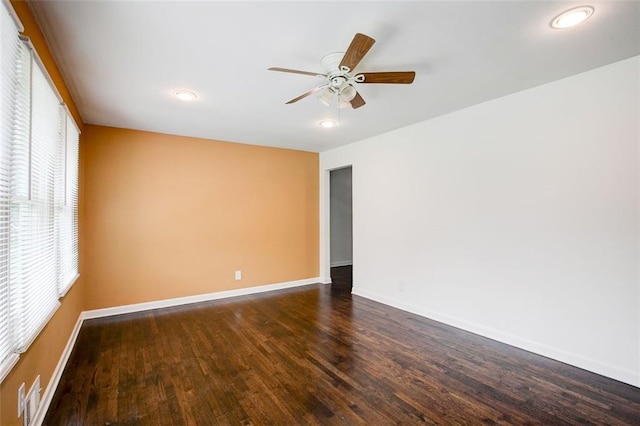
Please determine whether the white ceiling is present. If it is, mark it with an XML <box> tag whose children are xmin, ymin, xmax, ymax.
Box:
<box><xmin>29</xmin><ymin>1</ymin><xmax>640</xmax><ymax>153</ymax></box>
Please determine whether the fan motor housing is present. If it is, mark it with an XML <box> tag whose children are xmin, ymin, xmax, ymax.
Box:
<box><xmin>321</xmin><ymin>52</ymin><xmax>345</xmax><ymax>74</ymax></box>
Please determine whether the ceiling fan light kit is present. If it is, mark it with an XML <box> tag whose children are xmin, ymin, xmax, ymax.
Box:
<box><xmin>317</xmin><ymin>90</ymin><xmax>333</xmax><ymax>107</ymax></box>
<box><xmin>268</xmin><ymin>33</ymin><xmax>416</xmax><ymax>110</ymax></box>
<box><xmin>339</xmin><ymin>85</ymin><xmax>357</xmax><ymax>102</ymax></box>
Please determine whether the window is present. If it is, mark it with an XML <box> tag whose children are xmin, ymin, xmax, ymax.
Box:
<box><xmin>0</xmin><ymin>0</ymin><xmax>21</xmax><ymax>379</ymax></box>
<box><xmin>58</xmin><ymin>114</ymin><xmax>79</xmax><ymax>296</ymax></box>
<box><xmin>0</xmin><ymin>1</ymin><xmax>80</xmax><ymax>381</ymax></box>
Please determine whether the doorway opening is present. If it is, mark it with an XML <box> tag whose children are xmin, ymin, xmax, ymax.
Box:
<box><xmin>329</xmin><ymin>166</ymin><xmax>352</xmax><ymax>292</ymax></box>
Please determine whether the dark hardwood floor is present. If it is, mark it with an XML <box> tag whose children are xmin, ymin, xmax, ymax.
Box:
<box><xmin>45</xmin><ymin>279</ymin><xmax>639</xmax><ymax>425</ymax></box>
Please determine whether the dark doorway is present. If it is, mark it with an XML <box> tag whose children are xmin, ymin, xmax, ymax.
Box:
<box><xmin>329</xmin><ymin>166</ymin><xmax>352</xmax><ymax>292</ymax></box>
<box><xmin>330</xmin><ymin>265</ymin><xmax>352</xmax><ymax>293</ymax></box>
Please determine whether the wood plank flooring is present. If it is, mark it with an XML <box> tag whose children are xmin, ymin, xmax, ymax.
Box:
<box><xmin>45</xmin><ymin>275</ymin><xmax>639</xmax><ymax>425</ymax></box>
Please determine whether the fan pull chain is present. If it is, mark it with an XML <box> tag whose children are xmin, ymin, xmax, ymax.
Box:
<box><xmin>337</xmin><ymin>92</ymin><xmax>341</xmax><ymax>126</ymax></box>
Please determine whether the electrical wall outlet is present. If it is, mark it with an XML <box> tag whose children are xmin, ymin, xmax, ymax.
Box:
<box><xmin>23</xmin><ymin>375</ymin><xmax>40</xmax><ymax>426</ymax></box>
<box><xmin>17</xmin><ymin>382</ymin><xmax>25</xmax><ymax>417</ymax></box>
<box><xmin>234</xmin><ymin>270</ymin><xmax>242</xmax><ymax>280</ymax></box>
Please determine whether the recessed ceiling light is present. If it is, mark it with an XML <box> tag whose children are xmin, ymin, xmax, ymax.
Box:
<box><xmin>319</xmin><ymin>120</ymin><xmax>338</xmax><ymax>129</ymax></box>
<box><xmin>174</xmin><ymin>90</ymin><xmax>197</xmax><ymax>101</ymax></box>
<box><xmin>551</xmin><ymin>6</ymin><xmax>594</xmax><ymax>29</ymax></box>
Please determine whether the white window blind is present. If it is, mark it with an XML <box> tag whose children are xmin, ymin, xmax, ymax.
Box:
<box><xmin>0</xmin><ymin>0</ymin><xmax>80</xmax><ymax>380</ymax></box>
<box><xmin>10</xmin><ymin>48</ymin><xmax>62</xmax><ymax>353</ymax></box>
<box><xmin>0</xmin><ymin>0</ymin><xmax>21</xmax><ymax>378</ymax></box>
<box><xmin>57</xmin><ymin>113</ymin><xmax>79</xmax><ymax>296</ymax></box>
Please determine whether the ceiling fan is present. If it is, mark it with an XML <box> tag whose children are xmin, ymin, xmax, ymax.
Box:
<box><xmin>268</xmin><ymin>33</ymin><xmax>415</xmax><ymax>109</ymax></box>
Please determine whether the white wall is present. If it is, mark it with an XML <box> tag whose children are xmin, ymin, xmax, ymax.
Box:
<box><xmin>320</xmin><ymin>56</ymin><xmax>640</xmax><ymax>387</ymax></box>
<box><xmin>330</xmin><ymin>167</ymin><xmax>353</xmax><ymax>267</ymax></box>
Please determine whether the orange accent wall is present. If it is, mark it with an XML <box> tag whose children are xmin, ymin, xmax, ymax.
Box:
<box><xmin>83</xmin><ymin>125</ymin><xmax>319</xmax><ymax>310</ymax></box>
<box><xmin>1</xmin><ymin>3</ymin><xmax>85</xmax><ymax>425</ymax></box>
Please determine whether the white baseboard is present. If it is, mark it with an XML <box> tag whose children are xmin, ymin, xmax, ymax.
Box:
<box><xmin>330</xmin><ymin>260</ymin><xmax>353</xmax><ymax>267</ymax></box>
<box><xmin>82</xmin><ymin>277</ymin><xmax>320</xmax><ymax>320</ymax></box>
<box><xmin>33</xmin><ymin>315</ymin><xmax>84</xmax><ymax>426</ymax></box>
<box><xmin>352</xmin><ymin>288</ymin><xmax>640</xmax><ymax>388</ymax></box>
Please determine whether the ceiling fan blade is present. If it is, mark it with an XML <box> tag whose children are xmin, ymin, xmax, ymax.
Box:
<box><xmin>285</xmin><ymin>86</ymin><xmax>326</xmax><ymax>104</ymax></box>
<box><xmin>359</xmin><ymin>71</ymin><xmax>416</xmax><ymax>84</ymax></box>
<box><xmin>350</xmin><ymin>91</ymin><xmax>366</xmax><ymax>109</ymax></box>
<box><xmin>268</xmin><ymin>67</ymin><xmax>325</xmax><ymax>77</ymax></box>
<box><xmin>339</xmin><ymin>33</ymin><xmax>375</xmax><ymax>73</ymax></box>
